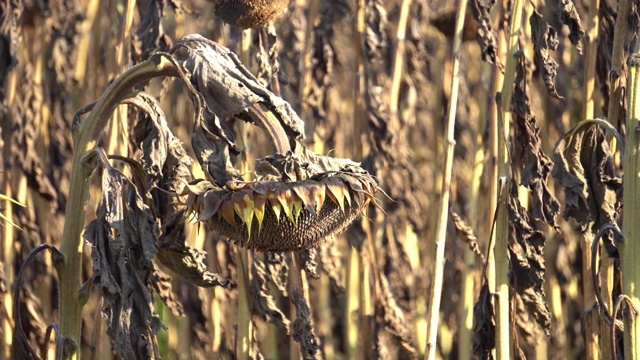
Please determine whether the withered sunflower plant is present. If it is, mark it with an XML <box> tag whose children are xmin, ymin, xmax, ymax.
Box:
<box><xmin>13</xmin><ymin>33</ymin><xmax>380</xmax><ymax>360</ymax></box>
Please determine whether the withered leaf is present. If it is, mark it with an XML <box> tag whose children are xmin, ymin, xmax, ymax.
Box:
<box><xmin>473</xmin><ymin>281</ymin><xmax>496</xmax><ymax>359</ymax></box>
<box><xmin>319</xmin><ymin>237</ymin><xmax>345</xmax><ymax>295</ymax></box>
<box><xmin>173</xmin><ymin>34</ymin><xmax>305</xmax><ymax>138</ymax></box>
<box><xmin>530</xmin><ymin>9</ymin><xmax>564</xmax><ymax>100</ymax></box>
<box><xmin>300</xmin><ymin>247</ymin><xmax>320</xmax><ymax>279</ymax></box>
<box><xmin>508</xmin><ymin>182</ymin><xmax>551</xmax><ymax>336</ymax></box>
<box><xmin>554</xmin><ymin>0</ymin><xmax>585</xmax><ymax>53</ymax></box>
<box><xmin>149</xmin><ymin>269</ymin><xmax>185</xmax><ymax>317</ymax></box>
<box><xmin>552</xmin><ymin>122</ymin><xmax>622</xmax><ymax>228</ymax></box>
<box><xmin>375</xmin><ymin>274</ymin><xmax>417</xmax><ymax>357</ymax></box>
<box><xmin>84</xmin><ymin>167</ymin><xmax>163</xmax><ymax>360</ymax></box>
<box><xmin>133</xmin><ymin>0</ymin><xmax>171</xmax><ymax>63</ymax></box>
<box><xmin>266</xmin><ymin>252</ymin><xmax>289</xmax><ymax>296</ymax></box>
<box><xmin>449</xmin><ymin>209</ymin><xmax>483</xmax><ymax>260</ymax></box>
<box><xmin>470</xmin><ymin>0</ymin><xmax>501</xmax><ymax>67</ymax></box>
<box><xmin>250</xmin><ymin>256</ymin><xmax>290</xmax><ymax>332</ymax></box>
<box><xmin>156</xmin><ymin>247</ymin><xmax>230</xmax><ymax>288</ymax></box>
<box><xmin>291</xmin><ymin>286</ymin><xmax>320</xmax><ymax>359</ymax></box>
<box><xmin>513</xmin><ymin>52</ymin><xmax>561</xmax><ymax>229</ymax></box>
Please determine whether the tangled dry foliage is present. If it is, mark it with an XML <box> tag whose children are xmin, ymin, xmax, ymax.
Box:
<box><xmin>1</xmin><ymin>0</ymin><xmax>640</xmax><ymax>359</ymax></box>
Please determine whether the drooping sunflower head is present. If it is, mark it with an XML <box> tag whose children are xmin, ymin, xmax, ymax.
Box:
<box><xmin>213</xmin><ymin>0</ymin><xmax>288</xmax><ymax>29</ymax></box>
<box><xmin>183</xmin><ymin>154</ymin><xmax>379</xmax><ymax>252</ymax></box>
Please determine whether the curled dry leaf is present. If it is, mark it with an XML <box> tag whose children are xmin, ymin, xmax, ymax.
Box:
<box><xmin>470</xmin><ymin>0</ymin><xmax>501</xmax><ymax>67</ymax></box>
<box><xmin>291</xmin><ymin>286</ymin><xmax>320</xmax><ymax>360</ymax></box>
<box><xmin>374</xmin><ymin>274</ymin><xmax>417</xmax><ymax>357</ymax></box>
<box><xmin>132</xmin><ymin>0</ymin><xmax>172</xmax><ymax>63</ymax></box>
<box><xmin>214</xmin><ymin>0</ymin><xmax>288</xmax><ymax>29</ymax></box>
<box><xmin>149</xmin><ymin>269</ymin><xmax>185</xmax><ymax>317</ymax></box>
<box><xmin>508</xmin><ymin>182</ymin><xmax>551</xmax><ymax>336</ymax></box>
<box><xmin>449</xmin><ymin>209</ymin><xmax>483</xmax><ymax>260</ymax></box>
<box><xmin>554</xmin><ymin>0</ymin><xmax>585</xmax><ymax>53</ymax></box>
<box><xmin>552</xmin><ymin>122</ymin><xmax>622</xmax><ymax>229</ymax></box>
<box><xmin>84</xmin><ymin>167</ymin><xmax>164</xmax><ymax>360</ymax></box>
<box><xmin>530</xmin><ymin>9</ymin><xmax>564</xmax><ymax>101</ymax></box>
<box><xmin>513</xmin><ymin>52</ymin><xmax>561</xmax><ymax>229</ymax></box>
<box><xmin>473</xmin><ymin>281</ymin><xmax>496</xmax><ymax>359</ymax></box>
<box><xmin>130</xmin><ymin>93</ymin><xmax>230</xmax><ymax>289</ymax></box>
<box><xmin>251</xmin><ymin>256</ymin><xmax>291</xmax><ymax>333</ymax></box>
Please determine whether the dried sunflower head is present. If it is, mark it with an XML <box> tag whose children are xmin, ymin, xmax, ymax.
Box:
<box><xmin>183</xmin><ymin>162</ymin><xmax>378</xmax><ymax>252</ymax></box>
<box><xmin>214</xmin><ymin>0</ymin><xmax>288</xmax><ymax>29</ymax></box>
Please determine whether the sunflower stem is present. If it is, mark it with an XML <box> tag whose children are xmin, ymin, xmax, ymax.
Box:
<box><xmin>622</xmin><ymin>32</ymin><xmax>640</xmax><ymax>360</ymax></box>
<box><xmin>58</xmin><ymin>55</ymin><xmax>179</xmax><ymax>359</ymax></box>
<box><xmin>423</xmin><ymin>0</ymin><xmax>467</xmax><ymax>358</ymax></box>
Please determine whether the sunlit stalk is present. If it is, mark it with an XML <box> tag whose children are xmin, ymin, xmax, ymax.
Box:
<box><xmin>495</xmin><ymin>0</ymin><xmax>525</xmax><ymax>357</ymax></box>
<box><xmin>424</xmin><ymin>0</ymin><xmax>467</xmax><ymax>358</ymax></box>
<box><xmin>58</xmin><ymin>56</ymin><xmax>179</xmax><ymax>359</ymax></box>
<box><xmin>622</xmin><ymin>35</ymin><xmax>640</xmax><ymax>360</ymax></box>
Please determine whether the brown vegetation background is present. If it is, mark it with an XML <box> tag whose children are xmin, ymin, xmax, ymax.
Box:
<box><xmin>0</xmin><ymin>0</ymin><xmax>636</xmax><ymax>359</ymax></box>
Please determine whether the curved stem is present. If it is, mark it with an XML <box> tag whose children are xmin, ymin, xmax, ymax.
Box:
<box><xmin>57</xmin><ymin>54</ymin><xmax>179</xmax><ymax>359</ymax></box>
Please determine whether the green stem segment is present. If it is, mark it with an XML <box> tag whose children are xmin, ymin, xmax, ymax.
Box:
<box><xmin>58</xmin><ymin>55</ymin><xmax>179</xmax><ymax>359</ymax></box>
<box><xmin>622</xmin><ymin>45</ymin><xmax>640</xmax><ymax>360</ymax></box>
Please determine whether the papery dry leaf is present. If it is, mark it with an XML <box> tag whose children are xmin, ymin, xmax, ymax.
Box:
<box><xmin>251</xmin><ymin>256</ymin><xmax>290</xmax><ymax>332</ymax></box>
<box><xmin>470</xmin><ymin>0</ymin><xmax>501</xmax><ymax>67</ymax></box>
<box><xmin>449</xmin><ymin>209</ymin><xmax>483</xmax><ymax>259</ymax></box>
<box><xmin>374</xmin><ymin>275</ymin><xmax>417</xmax><ymax>357</ymax></box>
<box><xmin>554</xmin><ymin>0</ymin><xmax>584</xmax><ymax>53</ymax></box>
<box><xmin>133</xmin><ymin>0</ymin><xmax>172</xmax><ymax>63</ymax></box>
<box><xmin>530</xmin><ymin>9</ymin><xmax>564</xmax><ymax>101</ymax></box>
<box><xmin>300</xmin><ymin>247</ymin><xmax>320</xmax><ymax>279</ymax></box>
<box><xmin>508</xmin><ymin>182</ymin><xmax>551</xmax><ymax>337</ymax></box>
<box><xmin>552</xmin><ymin>123</ymin><xmax>622</xmax><ymax>228</ymax></box>
<box><xmin>156</xmin><ymin>247</ymin><xmax>230</xmax><ymax>288</ymax></box>
<box><xmin>266</xmin><ymin>252</ymin><xmax>289</xmax><ymax>296</ymax></box>
<box><xmin>84</xmin><ymin>167</ymin><xmax>164</xmax><ymax>360</ymax></box>
<box><xmin>319</xmin><ymin>237</ymin><xmax>345</xmax><ymax>295</ymax></box>
<box><xmin>513</xmin><ymin>52</ymin><xmax>560</xmax><ymax>229</ymax></box>
<box><xmin>149</xmin><ymin>269</ymin><xmax>185</xmax><ymax>317</ymax></box>
<box><xmin>291</xmin><ymin>286</ymin><xmax>320</xmax><ymax>359</ymax></box>
<box><xmin>473</xmin><ymin>281</ymin><xmax>496</xmax><ymax>359</ymax></box>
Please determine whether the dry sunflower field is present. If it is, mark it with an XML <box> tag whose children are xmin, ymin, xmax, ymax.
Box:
<box><xmin>1</xmin><ymin>0</ymin><xmax>640</xmax><ymax>359</ymax></box>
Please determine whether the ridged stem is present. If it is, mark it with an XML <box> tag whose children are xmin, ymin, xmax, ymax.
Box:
<box><xmin>424</xmin><ymin>0</ymin><xmax>467</xmax><ymax>358</ymax></box>
<box><xmin>622</xmin><ymin>36</ymin><xmax>640</xmax><ymax>360</ymax></box>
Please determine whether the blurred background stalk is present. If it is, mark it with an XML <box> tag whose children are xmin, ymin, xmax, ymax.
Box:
<box><xmin>424</xmin><ymin>0</ymin><xmax>466</xmax><ymax>358</ymax></box>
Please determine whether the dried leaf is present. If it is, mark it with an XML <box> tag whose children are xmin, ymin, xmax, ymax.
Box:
<box><xmin>84</xmin><ymin>167</ymin><xmax>164</xmax><ymax>359</ymax></box>
<box><xmin>530</xmin><ymin>9</ymin><xmax>564</xmax><ymax>100</ymax></box>
<box><xmin>473</xmin><ymin>282</ymin><xmax>496</xmax><ymax>359</ymax></box>
<box><xmin>250</xmin><ymin>256</ymin><xmax>290</xmax><ymax>332</ymax></box>
<box><xmin>291</xmin><ymin>287</ymin><xmax>320</xmax><ymax>359</ymax></box>
<box><xmin>149</xmin><ymin>269</ymin><xmax>185</xmax><ymax>317</ymax></box>
<box><xmin>470</xmin><ymin>0</ymin><xmax>501</xmax><ymax>66</ymax></box>
<box><xmin>374</xmin><ymin>274</ymin><xmax>417</xmax><ymax>357</ymax></box>
<box><xmin>156</xmin><ymin>247</ymin><xmax>230</xmax><ymax>288</ymax></box>
<box><xmin>513</xmin><ymin>52</ymin><xmax>561</xmax><ymax>229</ymax></box>
<box><xmin>552</xmin><ymin>123</ymin><xmax>622</xmax><ymax>228</ymax></box>
<box><xmin>133</xmin><ymin>0</ymin><xmax>171</xmax><ymax>63</ymax></box>
<box><xmin>449</xmin><ymin>209</ymin><xmax>483</xmax><ymax>260</ymax></box>
<box><xmin>508</xmin><ymin>182</ymin><xmax>551</xmax><ymax>336</ymax></box>
<box><xmin>554</xmin><ymin>0</ymin><xmax>585</xmax><ymax>53</ymax></box>
<box><xmin>266</xmin><ymin>252</ymin><xmax>289</xmax><ymax>296</ymax></box>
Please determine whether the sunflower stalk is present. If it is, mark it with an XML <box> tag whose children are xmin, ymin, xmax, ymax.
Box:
<box><xmin>621</xmin><ymin>35</ymin><xmax>640</xmax><ymax>360</ymax></box>
<box><xmin>57</xmin><ymin>55</ymin><xmax>180</xmax><ymax>359</ymax></box>
<box><xmin>424</xmin><ymin>0</ymin><xmax>467</xmax><ymax>358</ymax></box>
<box><xmin>494</xmin><ymin>0</ymin><xmax>525</xmax><ymax>357</ymax></box>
